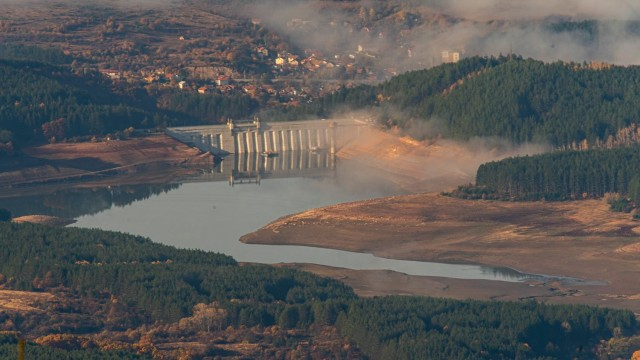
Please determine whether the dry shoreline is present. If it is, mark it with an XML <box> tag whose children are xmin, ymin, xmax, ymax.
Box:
<box><xmin>243</xmin><ymin>193</ymin><xmax>640</xmax><ymax>313</ymax></box>
<box><xmin>275</xmin><ymin>263</ymin><xmax>632</xmax><ymax>309</ymax></box>
<box><xmin>12</xmin><ymin>215</ymin><xmax>76</xmax><ymax>227</ymax></box>
<box><xmin>0</xmin><ymin>135</ymin><xmax>213</xmax><ymax>196</ymax></box>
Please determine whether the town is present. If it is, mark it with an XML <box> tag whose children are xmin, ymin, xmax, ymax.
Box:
<box><xmin>1</xmin><ymin>2</ymin><xmax>462</xmax><ymax>113</ymax></box>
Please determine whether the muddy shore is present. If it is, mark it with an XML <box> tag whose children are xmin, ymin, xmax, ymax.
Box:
<box><xmin>0</xmin><ymin>135</ymin><xmax>213</xmax><ymax>196</ymax></box>
<box><xmin>244</xmin><ymin>193</ymin><xmax>640</xmax><ymax>313</ymax></box>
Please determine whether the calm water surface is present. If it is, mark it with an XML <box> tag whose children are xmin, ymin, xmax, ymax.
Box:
<box><xmin>2</xmin><ymin>154</ymin><xmax>573</xmax><ymax>283</ymax></box>
<box><xmin>69</xmin><ymin>173</ymin><xmax>537</xmax><ymax>282</ymax></box>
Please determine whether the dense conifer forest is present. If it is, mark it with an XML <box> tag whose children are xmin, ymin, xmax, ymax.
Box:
<box><xmin>278</xmin><ymin>55</ymin><xmax>640</xmax><ymax>148</ymax></box>
<box><xmin>0</xmin><ymin>59</ymin><xmax>152</xmax><ymax>148</ymax></box>
<box><xmin>468</xmin><ymin>146</ymin><xmax>640</xmax><ymax>201</ymax></box>
<box><xmin>0</xmin><ymin>223</ymin><xmax>636</xmax><ymax>358</ymax></box>
<box><xmin>335</xmin><ymin>296</ymin><xmax>635</xmax><ymax>360</ymax></box>
<box><xmin>0</xmin><ymin>53</ymin><xmax>259</xmax><ymax>152</ymax></box>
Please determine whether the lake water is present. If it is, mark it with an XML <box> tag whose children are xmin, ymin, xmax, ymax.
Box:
<box><xmin>72</xmin><ymin>179</ymin><xmax>534</xmax><ymax>282</ymax></box>
<box><xmin>2</xmin><ymin>153</ymin><xmax>577</xmax><ymax>283</ymax></box>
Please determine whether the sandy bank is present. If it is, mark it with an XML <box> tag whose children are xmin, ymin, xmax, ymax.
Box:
<box><xmin>243</xmin><ymin>193</ymin><xmax>640</xmax><ymax>313</ymax></box>
<box><xmin>12</xmin><ymin>215</ymin><xmax>76</xmax><ymax>227</ymax></box>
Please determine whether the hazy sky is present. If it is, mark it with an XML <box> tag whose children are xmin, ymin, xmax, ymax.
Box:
<box><xmin>245</xmin><ymin>0</ymin><xmax>640</xmax><ymax>66</ymax></box>
<box><xmin>433</xmin><ymin>0</ymin><xmax>640</xmax><ymax>21</ymax></box>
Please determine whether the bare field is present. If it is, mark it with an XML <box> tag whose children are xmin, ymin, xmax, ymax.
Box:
<box><xmin>0</xmin><ymin>135</ymin><xmax>212</xmax><ymax>191</ymax></box>
<box><xmin>0</xmin><ymin>289</ymin><xmax>56</xmax><ymax>313</ymax></box>
<box><xmin>243</xmin><ymin>193</ymin><xmax>640</xmax><ymax>313</ymax></box>
<box><xmin>12</xmin><ymin>215</ymin><xmax>76</xmax><ymax>226</ymax></box>
<box><xmin>243</xmin><ymin>128</ymin><xmax>640</xmax><ymax>313</ymax></box>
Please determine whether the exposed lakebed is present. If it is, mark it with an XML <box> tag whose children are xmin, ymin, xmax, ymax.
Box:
<box><xmin>1</xmin><ymin>155</ymin><xmax>599</xmax><ymax>285</ymax></box>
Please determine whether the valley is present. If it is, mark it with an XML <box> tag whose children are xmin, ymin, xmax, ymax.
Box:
<box><xmin>3</xmin><ymin>0</ymin><xmax>640</xmax><ymax>358</ymax></box>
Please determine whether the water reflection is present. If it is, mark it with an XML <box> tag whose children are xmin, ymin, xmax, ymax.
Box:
<box><xmin>0</xmin><ymin>183</ymin><xmax>180</xmax><ymax>218</ymax></box>
<box><xmin>189</xmin><ymin>150</ymin><xmax>336</xmax><ymax>186</ymax></box>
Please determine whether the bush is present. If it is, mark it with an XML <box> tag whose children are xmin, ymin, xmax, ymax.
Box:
<box><xmin>606</xmin><ymin>194</ymin><xmax>634</xmax><ymax>213</ymax></box>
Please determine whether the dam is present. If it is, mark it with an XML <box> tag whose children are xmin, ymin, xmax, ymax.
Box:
<box><xmin>184</xmin><ymin>150</ymin><xmax>337</xmax><ymax>186</ymax></box>
<box><xmin>165</xmin><ymin>118</ymin><xmax>349</xmax><ymax>156</ymax></box>
<box><xmin>166</xmin><ymin>118</ymin><xmax>368</xmax><ymax>185</ymax></box>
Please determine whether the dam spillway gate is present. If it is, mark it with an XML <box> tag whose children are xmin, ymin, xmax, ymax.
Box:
<box><xmin>165</xmin><ymin>119</ymin><xmax>340</xmax><ymax>156</ymax></box>
<box><xmin>165</xmin><ymin>119</ymin><xmax>368</xmax><ymax>185</ymax></box>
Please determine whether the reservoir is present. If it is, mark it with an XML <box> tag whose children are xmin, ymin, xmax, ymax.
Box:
<box><xmin>1</xmin><ymin>152</ymin><xmax>571</xmax><ymax>283</ymax></box>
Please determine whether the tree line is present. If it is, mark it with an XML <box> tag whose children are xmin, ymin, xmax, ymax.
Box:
<box><xmin>334</xmin><ymin>296</ymin><xmax>635</xmax><ymax>359</ymax></box>
<box><xmin>268</xmin><ymin>55</ymin><xmax>640</xmax><ymax>148</ymax></box>
<box><xmin>0</xmin><ymin>223</ymin><xmax>637</xmax><ymax>358</ymax></box>
<box><xmin>469</xmin><ymin>145</ymin><xmax>640</xmax><ymax>201</ymax></box>
<box><xmin>0</xmin><ymin>58</ymin><xmax>259</xmax><ymax>153</ymax></box>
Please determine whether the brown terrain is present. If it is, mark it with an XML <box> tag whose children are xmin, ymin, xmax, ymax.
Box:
<box><xmin>249</xmin><ymin>194</ymin><xmax>640</xmax><ymax>313</ymax></box>
<box><xmin>0</xmin><ymin>2</ymin><xmax>254</xmax><ymax>76</ymax></box>
<box><xmin>0</xmin><ymin>288</ymin><xmax>362</xmax><ymax>358</ymax></box>
<box><xmin>0</xmin><ymin>134</ymin><xmax>213</xmax><ymax>194</ymax></box>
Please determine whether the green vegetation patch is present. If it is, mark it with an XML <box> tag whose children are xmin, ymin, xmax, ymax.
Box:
<box><xmin>0</xmin><ymin>223</ymin><xmax>355</xmax><ymax>326</ymax></box>
<box><xmin>473</xmin><ymin>146</ymin><xmax>640</xmax><ymax>201</ymax></box>
<box><xmin>335</xmin><ymin>296</ymin><xmax>636</xmax><ymax>360</ymax></box>
<box><xmin>281</xmin><ymin>55</ymin><xmax>640</xmax><ymax>147</ymax></box>
<box><xmin>0</xmin><ymin>223</ymin><xmax>638</xmax><ymax>358</ymax></box>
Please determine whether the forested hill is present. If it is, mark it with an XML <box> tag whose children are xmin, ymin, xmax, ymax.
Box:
<box><xmin>293</xmin><ymin>55</ymin><xmax>640</xmax><ymax>147</ymax></box>
<box><xmin>455</xmin><ymin>145</ymin><xmax>640</xmax><ymax>202</ymax></box>
<box><xmin>0</xmin><ymin>223</ymin><xmax>638</xmax><ymax>359</ymax></box>
<box><xmin>0</xmin><ymin>57</ymin><xmax>257</xmax><ymax>153</ymax></box>
<box><xmin>0</xmin><ymin>59</ymin><xmax>156</xmax><ymax>150</ymax></box>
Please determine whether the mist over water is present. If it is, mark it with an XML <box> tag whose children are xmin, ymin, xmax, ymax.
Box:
<box><xmin>333</xmin><ymin>120</ymin><xmax>549</xmax><ymax>193</ymax></box>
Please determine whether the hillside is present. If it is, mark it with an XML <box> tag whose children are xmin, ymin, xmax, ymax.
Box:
<box><xmin>471</xmin><ymin>145</ymin><xmax>640</xmax><ymax>201</ymax></box>
<box><xmin>292</xmin><ymin>56</ymin><xmax>640</xmax><ymax>147</ymax></box>
<box><xmin>0</xmin><ymin>58</ymin><xmax>258</xmax><ymax>152</ymax></box>
<box><xmin>0</xmin><ymin>223</ymin><xmax>637</xmax><ymax>359</ymax></box>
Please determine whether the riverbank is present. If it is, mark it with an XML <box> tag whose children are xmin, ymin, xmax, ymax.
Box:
<box><xmin>243</xmin><ymin>193</ymin><xmax>640</xmax><ymax>313</ymax></box>
<box><xmin>0</xmin><ymin>135</ymin><xmax>213</xmax><ymax>194</ymax></box>
<box><xmin>275</xmin><ymin>263</ymin><xmax>631</xmax><ymax>310</ymax></box>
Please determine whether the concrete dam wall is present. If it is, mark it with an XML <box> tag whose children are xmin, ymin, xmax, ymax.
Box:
<box><xmin>165</xmin><ymin>119</ymin><xmax>343</xmax><ymax>156</ymax></box>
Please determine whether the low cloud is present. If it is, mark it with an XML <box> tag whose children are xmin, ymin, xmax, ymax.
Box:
<box><xmin>332</xmin><ymin>113</ymin><xmax>548</xmax><ymax>194</ymax></box>
<box><xmin>242</xmin><ymin>0</ymin><xmax>640</xmax><ymax>70</ymax></box>
<box><xmin>432</xmin><ymin>0</ymin><xmax>640</xmax><ymax>21</ymax></box>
